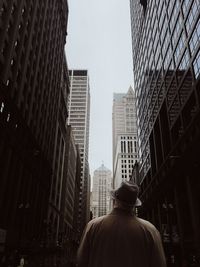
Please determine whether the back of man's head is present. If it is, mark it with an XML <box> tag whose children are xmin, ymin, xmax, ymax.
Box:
<box><xmin>114</xmin><ymin>198</ymin><xmax>135</xmax><ymax>212</ymax></box>
<box><xmin>111</xmin><ymin>181</ymin><xmax>142</xmax><ymax>208</ymax></box>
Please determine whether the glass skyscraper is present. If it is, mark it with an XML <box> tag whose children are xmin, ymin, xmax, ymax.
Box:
<box><xmin>130</xmin><ymin>0</ymin><xmax>200</xmax><ymax>265</ymax></box>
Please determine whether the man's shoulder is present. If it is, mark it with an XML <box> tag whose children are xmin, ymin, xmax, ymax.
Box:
<box><xmin>136</xmin><ymin>217</ymin><xmax>158</xmax><ymax>233</ymax></box>
<box><xmin>88</xmin><ymin>215</ymin><xmax>108</xmax><ymax>226</ymax></box>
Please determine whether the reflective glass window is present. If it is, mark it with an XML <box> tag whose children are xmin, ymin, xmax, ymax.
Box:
<box><xmin>189</xmin><ymin>19</ymin><xmax>200</xmax><ymax>56</ymax></box>
<box><xmin>193</xmin><ymin>49</ymin><xmax>200</xmax><ymax>79</ymax></box>
<box><xmin>167</xmin><ymin>0</ymin><xmax>175</xmax><ymax>18</ymax></box>
<box><xmin>169</xmin><ymin>1</ymin><xmax>180</xmax><ymax>32</ymax></box>
<box><xmin>185</xmin><ymin>0</ymin><xmax>199</xmax><ymax>35</ymax></box>
<box><xmin>162</xmin><ymin>29</ymin><xmax>170</xmax><ymax>58</ymax></box>
<box><xmin>164</xmin><ymin>44</ymin><xmax>173</xmax><ymax>70</ymax></box>
<box><xmin>182</xmin><ymin>0</ymin><xmax>191</xmax><ymax>17</ymax></box>
<box><xmin>160</xmin><ymin>15</ymin><xmax>168</xmax><ymax>43</ymax></box>
<box><xmin>158</xmin><ymin>2</ymin><xmax>165</xmax><ymax>30</ymax></box>
<box><xmin>174</xmin><ymin>31</ymin><xmax>186</xmax><ymax>66</ymax></box>
<box><xmin>178</xmin><ymin>49</ymin><xmax>190</xmax><ymax>70</ymax></box>
<box><xmin>172</xmin><ymin>14</ymin><xmax>183</xmax><ymax>48</ymax></box>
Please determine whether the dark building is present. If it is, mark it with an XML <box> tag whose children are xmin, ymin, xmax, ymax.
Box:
<box><xmin>73</xmin><ymin>144</ymin><xmax>82</xmax><ymax>240</ymax></box>
<box><xmin>130</xmin><ymin>0</ymin><xmax>200</xmax><ymax>265</ymax></box>
<box><xmin>0</xmin><ymin>0</ymin><xmax>69</xmax><ymax>265</ymax></box>
<box><xmin>46</xmin><ymin>57</ymin><xmax>72</xmax><ymax>267</ymax></box>
<box><xmin>52</xmin><ymin>125</ymin><xmax>82</xmax><ymax>267</ymax></box>
<box><xmin>71</xmin><ymin>144</ymin><xmax>82</xmax><ymax>259</ymax></box>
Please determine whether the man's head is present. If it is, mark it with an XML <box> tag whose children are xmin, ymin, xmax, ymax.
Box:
<box><xmin>111</xmin><ymin>181</ymin><xmax>142</xmax><ymax>210</ymax></box>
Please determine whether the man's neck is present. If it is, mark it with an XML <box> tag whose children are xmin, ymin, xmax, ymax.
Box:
<box><xmin>112</xmin><ymin>207</ymin><xmax>135</xmax><ymax>216</ymax></box>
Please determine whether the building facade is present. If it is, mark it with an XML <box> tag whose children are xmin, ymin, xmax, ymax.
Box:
<box><xmin>56</xmin><ymin>126</ymin><xmax>82</xmax><ymax>266</ymax></box>
<box><xmin>68</xmin><ymin>69</ymin><xmax>91</xmax><ymax>232</ymax></box>
<box><xmin>0</xmin><ymin>0</ymin><xmax>69</xmax><ymax>265</ymax></box>
<box><xmin>91</xmin><ymin>164</ymin><xmax>112</xmax><ymax>218</ymax></box>
<box><xmin>112</xmin><ymin>87</ymin><xmax>138</xmax><ymax>188</ymax></box>
<box><xmin>130</xmin><ymin>0</ymin><xmax>200</xmax><ymax>265</ymax></box>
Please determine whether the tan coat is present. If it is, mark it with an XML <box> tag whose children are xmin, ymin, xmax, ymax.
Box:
<box><xmin>77</xmin><ymin>208</ymin><xmax>166</xmax><ymax>267</ymax></box>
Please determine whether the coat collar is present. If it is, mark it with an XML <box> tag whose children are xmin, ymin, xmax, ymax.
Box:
<box><xmin>110</xmin><ymin>207</ymin><xmax>136</xmax><ymax>217</ymax></box>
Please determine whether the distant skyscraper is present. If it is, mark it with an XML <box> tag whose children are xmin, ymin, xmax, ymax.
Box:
<box><xmin>92</xmin><ymin>164</ymin><xmax>112</xmax><ymax>218</ymax></box>
<box><xmin>68</xmin><ymin>69</ymin><xmax>90</xmax><ymax>230</ymax></box>
<box><xmin>112</xmin><ymin>87</ymin><xmax>138</xmax><ymax>188</ymax></box>
<box><xmin>130</xmin><ymin>0</ymin><xmax>200</xmax><ymax>264</ymax></box>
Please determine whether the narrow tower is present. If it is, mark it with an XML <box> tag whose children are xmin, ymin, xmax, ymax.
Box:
<box><xmin>112</xmin><ymin>87</ymin><xmax>138</xmax><ymax>188</ymax></box>
<box><xmin>68</xmin><ymin>69</ymin><xmax>91</xmax><ymax>230</ymax></box>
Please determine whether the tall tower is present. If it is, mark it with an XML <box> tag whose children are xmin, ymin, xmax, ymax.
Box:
<box><xmin>68</xmin><ymin>69</ymin><xmax>90</xmax><ymax>230</ymax></box>
<box><xmin>112</xmin><ymin>87</ymin><xmax>138</xmax><ymax>188</ymax></box>
<box><xmin>130</xmin><ymin>0</ymin><xmax>200</xmax><ymax>264</ymax></box>
<box><xmin>0</xmin><ymin>0</ymin><xmax>69</xmax><ymax>259</ymax></box>
<box><xmin>92</xmin><ymin>164</ymin><xmax>112</xmax><ymax>218</ymax></box>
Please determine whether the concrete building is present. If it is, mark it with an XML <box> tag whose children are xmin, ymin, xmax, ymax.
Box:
<box><xmin>68</xmin><ymin>69</ymin><xmax>91</xmax><ymax>232</ymax></box>
<box><xmin>0</xmin><ymin>0</ymin><xmax>69</xmax><ymax>264</ymax></box>
<box><xmin>112</xmin><ymin>87</ymin><xmax>138</xmax><ymax>188</ymax></box>
<box><xmin>91</xmin><ymin>164</ymin><xmax>112</xmax><ymax>218</ymax></box>
<box><xmin>130</xmin><ymin>0</ymin><xmax>200</xmax><ymax>265</ymax></box>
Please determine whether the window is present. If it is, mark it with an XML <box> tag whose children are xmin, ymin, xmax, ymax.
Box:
<box><xmin>169</xmin><ymin>1</ymin><xmax>180</xmax><ymax>32</ymax></box>
<box><xmin>193</xmin><ymin>50</ymin><xmax>200</xmax><ymax>79</ymax></box>
<box><xmin>7</xmin><ymin>113</ymin><xmax>10</xmax><ymax>122</ymax></box>
<box><xmin>189</xmin><ymin>19</ymin><xmax>200</xmax><ymax>56</ymax></box>
<box><xmin>185</xmin><ymin>0</ymin><xmax>199</xmax><ymax>34</ymax></box>
<box><xmin>179</xmin><ymin>49</ymin><xmax>190</xmax><ymax>70</ymax></box>
<box><xmin>0</xmin><ymin>102</ymin><xmax>4</xmax><ymax>113</ymax></box>
<box><xmin>182</xmin><ymin>0</ymin><xmax>191</xmax><ymax>17</ymax></box>
<box><xmin>164</xmin><ymin>44</ymin><xmax>173</xmax><ymax>70</ymax></box>
<box><xmin>172</xmin><ymin>14</ymin><xmax>182</xmax><ymax>48</ymax></box>
<box><xmin>174</xmin><ymin>31</ymin><xmax>186</xmax><ymax>66</ymax></box>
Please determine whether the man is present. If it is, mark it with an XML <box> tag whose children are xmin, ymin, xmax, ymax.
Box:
<box><xmin>77</xmin><ymin>181</ymin><xmax>166</xmax><ymax>267</ymax></box>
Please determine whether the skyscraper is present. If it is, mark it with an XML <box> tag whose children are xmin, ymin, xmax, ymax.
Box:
<box><xmin>112</xmin><ymin>87</ymin><xmax>138</xmax><ymax>188</ymax></box>
<box><xmin>130</xmin><ymin>0</ymin><xmax>200</xmax><ymax>264</ymax></box>
<box><xmin>68</xmin><ymin>69</ymin><xmax>91</xmax><ymax>231</ymax></box>
<box><xmin>91</xmin><ymin>164</ymin><xmax>112</xmax><ymax>218</ymax></box>
<box><xmin>0</xmin><ymin>0</ymin><xmax>69</xmax><ymax>263</ymax></box>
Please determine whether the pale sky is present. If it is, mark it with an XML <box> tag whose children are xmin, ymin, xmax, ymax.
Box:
<box><xmin>65</xmin><ymin>0</ymin><xmax>133</xmax><ymax>176</ymax></box>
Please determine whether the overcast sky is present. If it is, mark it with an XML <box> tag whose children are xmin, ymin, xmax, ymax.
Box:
<box><xmin>65</xmin><ymin>0</ymin><xmax>133</xmax><ymax>176</ymax></box>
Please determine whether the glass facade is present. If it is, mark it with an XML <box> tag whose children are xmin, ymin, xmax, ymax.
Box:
<box><xmin>131</xmin><ymin>0</ymin><xmax>200</xmax><ymax>265</ymax></box>
<box><xmin>131</xmin><ymin>0</ymin><xmax>200</xmax><ymax>180</ymax></box>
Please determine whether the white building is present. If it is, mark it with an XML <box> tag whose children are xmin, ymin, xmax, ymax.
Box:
<box><xmin>68</xmin><ymin>69</ymin><xmax>91</xmax><ymax>227</ymax></box>
<box><xmin>91</xmin><ymin>164</ymin><xmax>112</xmax><ymax>218</ymax></box>
<box><xmin>112</xmin><ymin>86</ymin><xmax>138</xmax><ymax>188</ymax></box>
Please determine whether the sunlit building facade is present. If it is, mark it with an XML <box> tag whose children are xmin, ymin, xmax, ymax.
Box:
<box><xmin>112</xmin><ymin>87</ymin><xmax>138</xmax><ymax>188</ymax></box>
<box><xmin>130</xmin><ymin>0</ymin><xmax>200</xmax><ymax>265</ymax></box>
<box><xmin>68</xmin><ymin>69</ymin><xmax>91</xmax><ymax>232</ymax></box>
<box><xmin>91</xmin><ymin>164</ymin><xmax>112</xmax><ymax>218</ymax></box>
